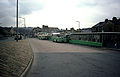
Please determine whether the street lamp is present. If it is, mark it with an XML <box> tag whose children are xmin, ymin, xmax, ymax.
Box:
<box><xmin>19</xmin><ymin>17</ymin><xmax>26</xmax><ymax>38</ymax></box>
<box><xmin>76</xmin><ymin>21</ymin><xmax>80</xmax><ymax>29</ymax></box>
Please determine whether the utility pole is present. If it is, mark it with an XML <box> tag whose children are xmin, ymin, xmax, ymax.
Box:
<box><xmin>16</xmin><ymin>0</ymin><xmax>19</xmax><ymax>42</ymax></box>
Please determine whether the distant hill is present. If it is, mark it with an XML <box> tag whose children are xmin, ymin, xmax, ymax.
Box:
<box><xmin>13</xmin><ymin>27</ymin><xmax>33</xmax><ymax>35</ymax></box>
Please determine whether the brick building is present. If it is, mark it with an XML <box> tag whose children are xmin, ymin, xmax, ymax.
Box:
<box><xmin>92</xmin><ymin>17</ymin><xmax>120</xmax><ymax>32</ymax></box>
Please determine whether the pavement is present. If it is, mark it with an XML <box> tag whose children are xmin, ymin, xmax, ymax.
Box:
<box><xmin>26</xmin><ymin>38</ymin><xmax>120</xmax><ymax>77</ymax></box>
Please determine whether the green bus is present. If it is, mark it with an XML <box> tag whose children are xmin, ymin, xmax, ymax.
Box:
<box><xmin>51</xmin><ymin>33</ymin><xmax>68</xmax><ymax>43</ymax></box>
<box><xmin>38</xmin><ymin>35</ymin><xmax>49</xmax><ymax>40</ymax></box>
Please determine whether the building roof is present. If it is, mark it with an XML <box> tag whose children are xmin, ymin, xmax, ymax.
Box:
<box><xmin>49</xmin><ymin>27</ymin><xmax>59</xmax><ymax>29</ymax></box>
<box><xmin>92</xmin><ymin>22</ymin><xmax>104</xmax><ymax>28</ymax></box>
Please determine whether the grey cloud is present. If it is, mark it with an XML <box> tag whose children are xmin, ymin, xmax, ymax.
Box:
<box><xmin>0</xmin><ymin>0</ymin><xmax>44</xmax><ymax>27</ymax></box>
<box><xmin>0</xmin><ymin>16</ymin><xmax>15</xmax><ymax>27</ymax></box>
<box><xmin>0</xmin><ymin>0</ymin><xmax>15</xmax><ymax>27</ymax></box>
<box><xmin>19</xmin><ymin>0</ymin><xmax>44</xmax><ymax>16</ymax></box>
<box><xmin>78</xmin><ymin>0</ymin><xmax>120</xmax><ymax>9</ymax></box>
<box><xmin>78</xmin><ymin>1</ymin><xmax>98</xmax><ymax>7</ymax></box>
<box><xmin>0</xmin><ymin>1</ymin><xmax>14</xmax><ymax>18</ymax></box>
<box><xmin>8</xmin><ymin>0</ymin><xmax>16</xmax><ymax>6</ymax></box>
<box><xmin>97</xmin><ymin>0</ymin><xmax>120</xmax><ymax>21</ymax></box>
<box><xmin>77</xmin><ymin>0</ymin><xmax>99</xmax><ymax>8</ymax></box>
<box><xmin>78</xmin><ymin>0</ymin><xmax>120</xmax><ymax>25</ymax></box>
<box><xmin>19</xmin><ymin>4</ymin><xmax>32</xmax><ymax>16</ymax></box>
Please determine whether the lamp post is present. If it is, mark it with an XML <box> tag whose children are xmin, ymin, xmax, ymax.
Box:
<box><xmin>19</xmin><ymin>17</ymin><xmax>27</xmax><ymax>38</ymax></box>
<box><xmin>16</xmin><ymin>0</ymin><xmax>19</xmax><ymax>42</ymax></box>
<box><xmin>76</xmin><ymin>21</ymin><xmax>80</xmax><ymax>29</ymax></box>
<box><xmin>19</xmin><ymin>17</ymin><xmax>26</xmax><ymax>28</ymax></box>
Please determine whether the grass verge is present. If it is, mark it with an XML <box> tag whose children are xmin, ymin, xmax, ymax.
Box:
<box><xmin>0</xmin><ymin>39</ymin><xmax>33</xmax><ymax>77</ymax></box>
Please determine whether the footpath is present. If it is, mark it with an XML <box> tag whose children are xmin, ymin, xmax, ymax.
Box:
<box><xmin>0</xmin><ymin>39</ymin><xmax>33</xmax><ymax>77</ymax></box>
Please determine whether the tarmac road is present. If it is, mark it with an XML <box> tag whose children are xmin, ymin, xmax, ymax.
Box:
<box><xmin>26</xmin><ymin>38</ymin><xmax>120</xmax><ymax>77</ymax></box>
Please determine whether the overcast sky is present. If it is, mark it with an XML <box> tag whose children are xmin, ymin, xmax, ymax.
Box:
<box><xmin>0</xmin><ymin>0</ymin><xmax>120</xmax><ymax>29</ymax></box>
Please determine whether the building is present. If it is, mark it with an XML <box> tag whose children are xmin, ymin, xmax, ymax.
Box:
<box><xmin>92</xmin><ymin>22</ymin><xmax>104</xmax><ymax>32</ymax></box>
<box><xmin>32</xmin><ymin>25</ymin><xmax>60</xmax><ymax>37</ymax></box>
<box><xmin>92</xmin><ymin>17</ymin><xmax>120</xmax><ymax>32</ymax></box>
<box><xmin>64</xmin><ymin>27</ymin><xmax>76</xmax><ymax>34</ymax></box>
<box><xmin>32</xmin><ymin>27</ymin><xmax>41</xmax><ymax>33</ymax></box>
<box><xmin>41</xmin><ymin>25</ymin><xmax>59</xmax><ymax>33</ymax></box>
<box><xmin>81</xmin><ymin>28</ymin><xmax>92</xmax><ymax>32</ymax></box>
<box><xmin>32</xmin><ymin>25</ymin><xmax>59</xmax><ymax>33</ymax></box>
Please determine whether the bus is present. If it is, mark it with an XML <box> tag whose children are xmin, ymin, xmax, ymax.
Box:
<box><xmin>38</xmin><ymin>35</ymin><xmax>49</xmax><ymax>40</ymax></box>
<box><xmin>51</xmin><ymin>33</ymin><xmax>68</xmax><ymax>43</ymax></box>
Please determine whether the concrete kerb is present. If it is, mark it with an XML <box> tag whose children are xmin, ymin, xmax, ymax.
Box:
<box><xmin>101</xmin><ymin>47</ymin><xmax>120</xmax><ymax>51</ymax></box>
<box><xmin>20</xmin><ymin>55</ymin><xmax>34</xmax><ymax>77</ymax></box>
<box><xmin>20</xmin><ymin>39</ymin><xmax>34</xmax><ymax>77</ymax></box>
<box><xmin>69</xmin><ymin>42</ymin><xmax>120</xmax><ymax>51</ymax></box>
